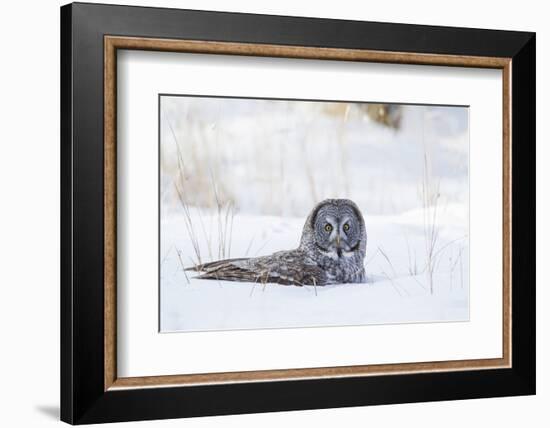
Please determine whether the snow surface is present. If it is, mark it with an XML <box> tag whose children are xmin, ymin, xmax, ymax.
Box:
<box><xmin>159</xmin><ymin>98</ymin><xmax>469</xmax><ymax>332</ymax></box>
<box><xmin>160</xmin><ymin>210</ymin><xmax>469</xmax><ymax>332</ymax></box>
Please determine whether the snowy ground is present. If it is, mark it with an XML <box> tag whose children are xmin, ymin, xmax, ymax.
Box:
<box><xmin>160</xmin><ymin>209</ymin><xmax>469</xmax><ymax>332</ymax></box>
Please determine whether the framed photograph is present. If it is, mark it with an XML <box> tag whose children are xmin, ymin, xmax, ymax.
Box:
<box><xmin>60</xmin><ymin>2</ymin><xmax>536</xmax><ymax>424</ymax></box>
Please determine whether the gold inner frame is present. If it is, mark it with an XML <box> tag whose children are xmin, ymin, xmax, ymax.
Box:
<box><xmin>104</xmin><ymin>35</ymin><xmax>512</xmax><ymax>391</ymax></box>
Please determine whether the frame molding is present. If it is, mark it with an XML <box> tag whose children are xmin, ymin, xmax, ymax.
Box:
<box><xmin>103</xmin><ymin>35</ymin><xmax>512</xmax><ymax>391</ymax></box>
<box><xmin>62</xmin><ymin>2</ymin><xmax>535</xmax><ymax>424</ymax></box>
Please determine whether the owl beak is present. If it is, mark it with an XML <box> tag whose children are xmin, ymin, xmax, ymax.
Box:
<box><xmin>335</xmin><ymin>234</ymin><xmax>341</xmax><ymax>248</ymax></box>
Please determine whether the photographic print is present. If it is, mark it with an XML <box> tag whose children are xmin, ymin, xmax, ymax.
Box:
<box><xmin>159</xmin><ymin>95</ymin><xmax>469</xmax><ymax>332</ymax></box>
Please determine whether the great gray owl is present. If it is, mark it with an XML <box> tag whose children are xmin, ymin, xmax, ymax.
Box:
<box><xmin>187</xmin><ymin>199</ymin><xmax>367</xmax><ymax>286</ymax></box>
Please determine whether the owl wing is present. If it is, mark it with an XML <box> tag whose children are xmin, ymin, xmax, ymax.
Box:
<box><xmin>185</xmin><ymin>258</ymin><xmax>250</xmax><ymax>272</ymax></box>
<box><xmin>193</xmin><ymin>250</ymin><xmax>327</xmax><ymax>286</ymax></box>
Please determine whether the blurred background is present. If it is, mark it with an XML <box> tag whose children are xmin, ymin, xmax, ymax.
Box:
<box><xmin>160</xmin><ymin>96</ymin><xmax>468</xmax><ymax>219</ymax></box>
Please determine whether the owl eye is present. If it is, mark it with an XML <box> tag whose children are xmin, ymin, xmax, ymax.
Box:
<box><xmin>324</xmin><ymin>223</ymin><xmax>333</xmax><ymax>232</ymax></box>
<box><xmin>343</xmin><ymin>223</ymin><xmax>350</xmax><ymax>232</ymax></box>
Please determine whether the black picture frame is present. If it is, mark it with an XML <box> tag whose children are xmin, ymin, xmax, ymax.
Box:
<box><xmin>61</xmin><ymin>2</ymin><xmax>535</xmax><ymax>424</ymax></box>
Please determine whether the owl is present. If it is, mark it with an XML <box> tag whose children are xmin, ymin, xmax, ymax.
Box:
<box><xmin>188</xmin><ymin>199</ymin><xmax>367</xmax><ymax>286</ymax></box>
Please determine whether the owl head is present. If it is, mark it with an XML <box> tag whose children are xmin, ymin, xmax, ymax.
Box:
<box><xmin>300</xmin><ymin>199</ymin><xmax>366</xmax><ymax>260</ymax></box>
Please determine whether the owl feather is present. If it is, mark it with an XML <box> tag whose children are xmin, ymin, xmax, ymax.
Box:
<box><xmin>187</xmin><ymin>199</ymin><xmax>367</xmax><ymax>286</ymax></box>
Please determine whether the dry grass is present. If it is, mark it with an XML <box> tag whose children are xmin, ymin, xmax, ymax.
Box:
<box><xmin>418</xmin><ymin>107</ymin><xmax>467</xmax><ymax>294</ymax></box>
<box><xmin>167</xmin><ymin>114</ymin><xmax>237</xmax><ymax>267</ymax></box>
<box><xmin>377</xmin><ymin>245</ymin><xmax>411</xmax><ymax>297</ymax></box>
<box><xmin>404</xmin><ymin>233</ymin><xmax>419</xmax><ymax>276</ymax></box>
<box><xmin>448</xmin><ymin>246</ymin><xmax>464</xmax><ymax>291</ymax></box>
<box><xmin>421</xmin><ymin>141</ymin><xmax>441</xmax><ymax>295</ymax></box>
<box><xmin>175</xmin><ymin>246</ymin><xmax>191</xmax><ymax>285</ymax></box>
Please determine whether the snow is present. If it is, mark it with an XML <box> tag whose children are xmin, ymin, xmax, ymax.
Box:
<box><xmin>159</xmin><ymin>97</ymin><xmax>469</xmax><ymax>332</ymax></box>
<box><xmin>160</xmin><ymin>210</ymin><xmax>469</xmax><ymax>332</ymax></box>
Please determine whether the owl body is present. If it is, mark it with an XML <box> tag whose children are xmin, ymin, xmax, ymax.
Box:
<box><xmin>189</xmin><ymin>199</ymin><xmax>367</xmax><ymax>286</ymax></box>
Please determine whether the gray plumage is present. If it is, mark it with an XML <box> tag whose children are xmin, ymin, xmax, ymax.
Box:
<box><xmin>187</xmin><ymin>199</ymin><xmax>367</xmax><ymax>286</ymax></box>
